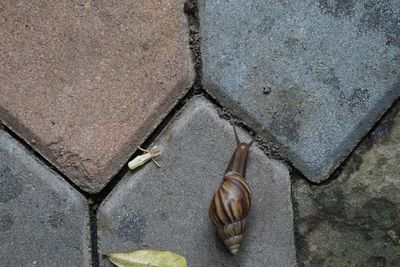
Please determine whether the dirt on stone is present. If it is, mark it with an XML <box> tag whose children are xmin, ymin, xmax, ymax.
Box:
<box><xmin>263</xmin><ymin>82</ymin><xmax>272</xmax><ymax>95</ymax></box>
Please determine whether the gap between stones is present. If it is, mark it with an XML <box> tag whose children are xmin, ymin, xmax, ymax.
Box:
<box><xmin>293</xmin><ymin>97</ymin><xmax>400</xmax><ymax>188</ymax></box>
<box><xmin>291</xmin><ymin>97</ymin><xmax>400</xmax><ymax>265</ymax></box>
<box><xmin>0</xmin><ymin>0</ymin><xmax>398</xmax><ymax>265</ymax></box>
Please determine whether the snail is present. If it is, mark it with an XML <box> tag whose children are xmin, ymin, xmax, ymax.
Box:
<box><xmin>209</xmin><ymin>125</ymin><xmax>253</xmax><ymax>255</ymax></box>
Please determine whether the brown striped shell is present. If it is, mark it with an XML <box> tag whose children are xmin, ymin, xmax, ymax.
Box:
<box><xmin>209</xmin><ymin>126</ymin><xmax>253</xmax><ymax>255</ymax></box>
<box><xmin>209</xmin><ymin>171</ymin><xmax>251</xmax><ymax>254</ymax></box>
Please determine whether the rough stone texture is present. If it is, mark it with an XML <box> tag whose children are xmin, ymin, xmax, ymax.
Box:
<box><xmin>293</xmin><ymin>101</ymin><xmax>400</xmax><ymax>266</ymax></box>
<box><xmin>98</xmin><ymin>97</ymin><xmax>296</xmax><ymax>266</ymax></box>
<box><xmin>0</xmin><ymin>0</ymin><xmax>194</xmax><ymax>192</ymax></box>
<box><xmin>200</xmin><ymin>0</ymin><xmax>400</xmax><ymax>182</ymax></box>
<box><xmin>0</xmin><ymin>129</ymin><xmax>90</xmax><ymax>267</ymax></box>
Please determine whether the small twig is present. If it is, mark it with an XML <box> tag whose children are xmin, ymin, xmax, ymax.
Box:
<box><xmin>128</xmin><ymin>146</ymin><xmax>161</xmax><ymax>170</ymax></box>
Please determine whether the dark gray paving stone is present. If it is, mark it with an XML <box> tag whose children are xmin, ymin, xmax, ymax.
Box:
<box><xmin>293</xmin><ymin>102</ymin><xmax>400</xmax><ymax>266</ymax></box>
<box><xmin>0</xmin><ymin>129</ymin><xmax>90</xmax><ymax>267</ymax></box>
<box><xmin>98</xmin><ymin>97</ymin><xmax>296</xmax><ymax>267</ymax></box>
<box><xmin>200</xmin><ymin>0</ymin><xmax>400</xmax><ymax>182</ymax></box>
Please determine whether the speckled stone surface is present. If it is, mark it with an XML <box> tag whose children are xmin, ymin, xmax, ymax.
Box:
<box><xmin>0</xmin><ymin>129</ymin><xmax>90</xmax><ymax>267</ymax></box>
<box><xmin>293</xmin><ymin>101</ymin><xmax>400</xmax><ymax>266</ymax></box>
<box><xmin>200</xmin><ymin>0</ymin><xmax>400</xmax><ymax>182</ymax></box>
<box><xmin>0</xmin><ymin>0</ymin><xmax>194</xmax><ymax>192</ymax></box>
<box><xmin>97</xmin><ymin>97</ymin><xmax>296</xmax><ymax>267</ymax></box>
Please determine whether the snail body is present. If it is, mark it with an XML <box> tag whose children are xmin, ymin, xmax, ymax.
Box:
<box><xmin>209</xmin><ymin>126</ymin><xmax>253</xmax><ymax>255</ymax></box>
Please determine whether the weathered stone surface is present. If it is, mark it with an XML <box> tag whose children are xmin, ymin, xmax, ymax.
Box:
<box><xmin>0</xmin><ymin>0</ymin><xmax>194</xmax><ymax>192</ymax></box>
<box><xmin>200</xmin><ymin>0</ymin><xmax>400</xmax><ymax>182</ymax></box>
<box><xmin>293</xmin><ymin>102</ymin><xmax>400</xmax><ymax>266</ymax></box>
<box><xmin>98</xmin><ymin>97</ymin><xmax>296</xmax><ymax>266</ymax></box>
<box><xmin>0</xmin><ymin>129</ymin><xmax>90</xmax><ymax>266</ymax></box>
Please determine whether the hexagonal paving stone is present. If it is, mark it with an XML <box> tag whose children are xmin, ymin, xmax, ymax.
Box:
<box><xmin>200</xmin><ymin>0</ymin><xmax>400</xmax><ymax>182</ymax></box>
<box><xmin>0</xmin><ymin>129</ymin><xmax>90</xmax><ymax>267</ymax></box>
<box><xmin>0</xmin><ymin>0</ymin><xmax>194</xmax><ymax>192</ymax></box>
<box><xmin>293</xmin><ymin>101</ymin><xmax>400</xmax><ymax>266</ymax></box>
<box><xmin>98</xmin><ymin>97</ymin><xmax>296</xmax><ymax>266</ymax></box>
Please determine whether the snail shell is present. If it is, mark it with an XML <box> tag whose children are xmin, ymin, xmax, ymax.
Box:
<box><xmin>209</xmin><ymin>126</ymin><xmax>253</xmax><ymax>255</ymax></box>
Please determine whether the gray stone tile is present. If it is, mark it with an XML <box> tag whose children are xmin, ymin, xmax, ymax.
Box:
<box><xmin>0</xmin><ymin>129</ymin><xmax>90</xmax><ymax>267</ymax></box>
<box><xmin>293</xmin><ymin>102</ymin><xmax>400</xmax><ymax>266</ymax></box>
<box><xmin>98</xmin><ymin>97</ymin><xmax>296</xmax><ymax>266</ymax></box>
<box><xmin>200</xmin><ymin>0</ymin><xmax>400</xmax><ymax>182</ymax></box>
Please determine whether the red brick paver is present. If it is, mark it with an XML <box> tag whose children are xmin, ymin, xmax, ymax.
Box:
<box><xmin>0</xmin><ymin>1</ymin><xmax>194</xmax><ymax>193</ymax></box>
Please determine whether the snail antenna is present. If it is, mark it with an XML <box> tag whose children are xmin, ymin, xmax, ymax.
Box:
<box><xmin>233</xmin><ymin>124</ymin><xmax>254</xmax><ymax>147</ymax></box>
<box><xmin>232</xmin><ymin>125</ymin><xmax>240</xmax><ymax>146</ymax></box>
<box><xmin>247</xmin><ymin>138</ymin><xmax>255</xmax><ymax>148</ymax></box>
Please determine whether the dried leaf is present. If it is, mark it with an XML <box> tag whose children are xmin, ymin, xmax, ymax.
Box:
<box><xmin>105</xmin><ymin>249</ymin><xmax>187</xmax><ymax>267</ymax></box>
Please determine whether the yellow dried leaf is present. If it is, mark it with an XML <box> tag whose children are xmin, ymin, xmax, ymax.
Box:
<box><xmin>105</xmin><ymin>249</ymin><xmax>187</xmax><ymax>267</ymax></box>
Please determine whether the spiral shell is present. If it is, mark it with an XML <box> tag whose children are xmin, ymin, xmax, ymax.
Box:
<box><xmin>209</xmin><ymin>126</ymin><xmax>253</xmax><ymax>255</ymax></box>
<box><xmin>209</xmin><ymin>171</ymin><xmax>251</xmax><ymax>254</ymax></box>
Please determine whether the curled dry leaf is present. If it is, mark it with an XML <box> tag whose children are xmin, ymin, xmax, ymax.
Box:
<box><xmin>105</xmin><ymin>249</ymin><xmax>187</xmax><ymax>267</ymax></box>
<box><xmin>128</xmin><ymin>146</ymin><xmax>161</xmax><ymax>170</ymax></box>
